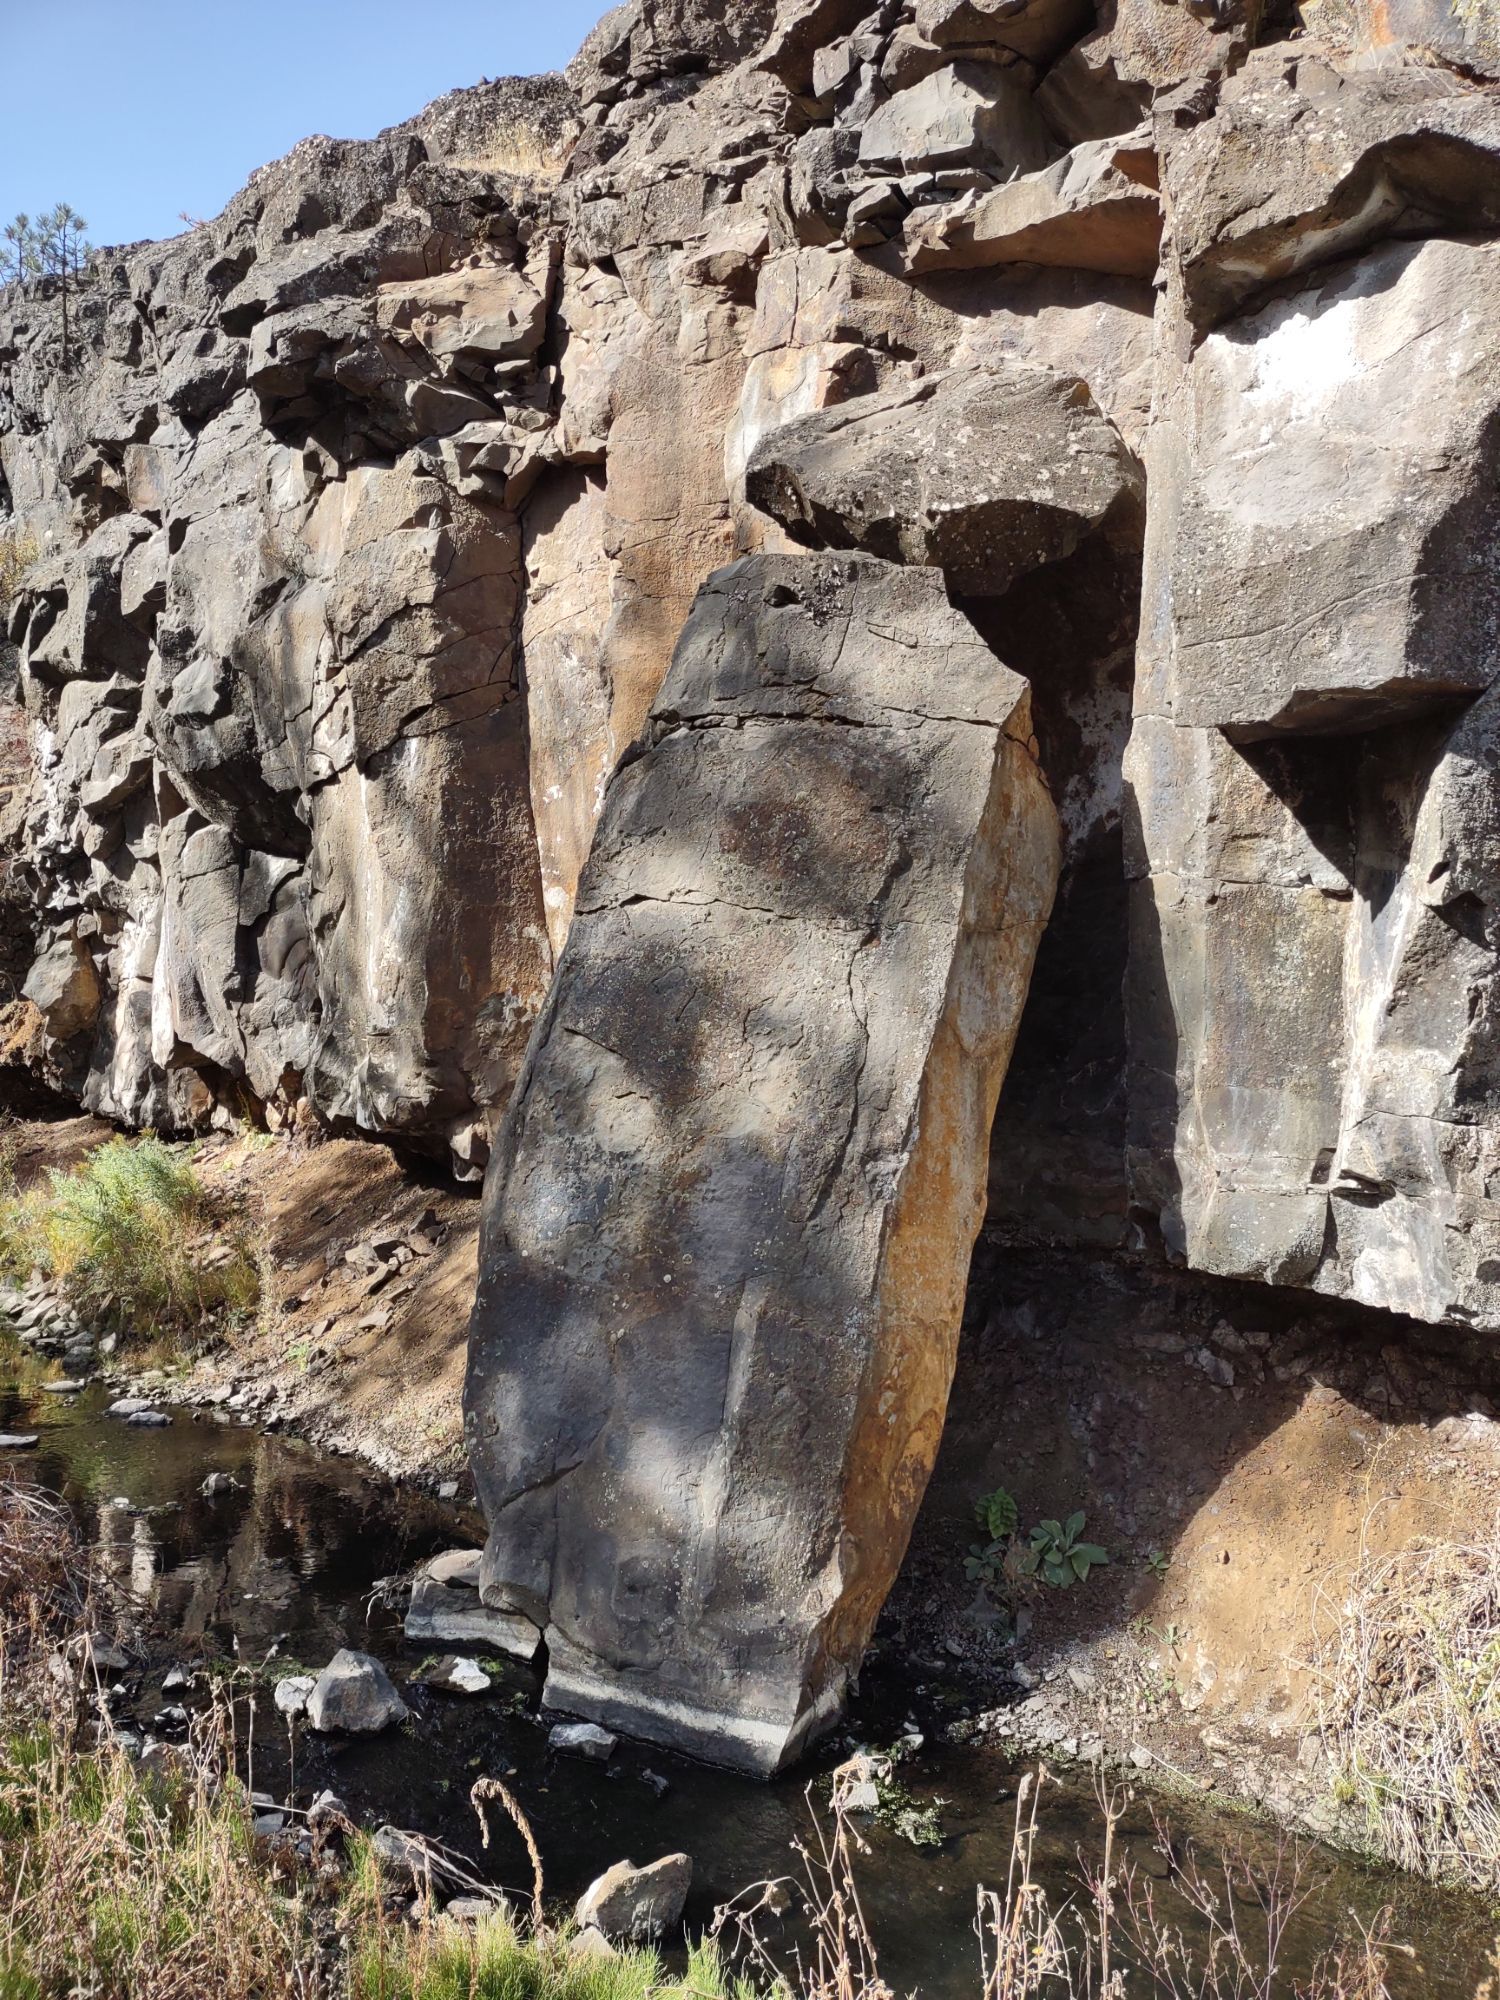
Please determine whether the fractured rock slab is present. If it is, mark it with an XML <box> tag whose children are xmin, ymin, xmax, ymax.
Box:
<box><xmin>915</xmin><ymin>0</ymin><xmax>1092</xmax><ymax>65</ymax></box>
<box><xmin>466</xmin><ymin>551</ymin><xmax>1058</xmax><ymax>1772</ymax></box>
<box><xmin>404</xmin><ymin>1575</ymin><xmax>543</xmax><ymax>1661</ymax></box>
<box><xmin>903</xmin><ymin>132</ymin><xmax>1161</xmax><ymax>279</ymax></box>
<box><xmin>745</xmin><ymin>365</ymin><xmax>1141</xmax><ymax>596</ymax></box>
<box><xmin>1159</xmin><ymin>56</ymin><xmax>1500</xmax><ymax>331</ymax></box>
<box><xmin>1038</xmin><ymin>0</ymin><xmax>1265</xmax><ymax>143</ymax></box>
<box><xmin>1140</xmin><ymin>235</ymin><xmax>1500</xmax><ymax>739</ymax></box>
<box><xmin>858</xmin><ymin>62</ymin><xmax>1056</xmax><ymax>179</ymax></box>
<box><xmin>1126</xmin><ymin>232</ymin><xmax>1500</xmax><ymax>1330</ymax></box>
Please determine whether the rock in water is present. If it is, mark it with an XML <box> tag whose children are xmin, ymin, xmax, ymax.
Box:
<box><xmin>466</xmin><ymin>551</ymin><xmax>1059</xmax><ymax>1773</ymax></box>
<box><xmin>549</xmin><ymin>1721</ymin><xmax>617</xmax><ymax>1761</ymax></box>
<box><xmin>273</xmin><ymin>1674</ymin><xmax>317</xmax><ymax>1721</ymax></box>
<box><xmin>574</xmin><ymin>1855</ymin><xmax>694</xmax><ymax>1941</ymax></box>
<box><xmin>306</xmin><ymin>1650</ymin><xmax>410</xmax><ymax>1734</ymax></box>
<box><xmin>404</xmin><ymin>1575</ymin><xmax>542</xmax><ymax>1660</ymax></box>
<box><xmin>418</xmin><ymin>1655</ymin><xmax>493</xmax><ymax>1695</ymax></box>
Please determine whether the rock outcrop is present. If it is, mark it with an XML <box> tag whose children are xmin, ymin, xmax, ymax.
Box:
<box><xmin>1</xmin><ymin>82</ymin><xmax>577</xmax><ymax>1170</ymax></box>
<box><xmin>6</xmin><ymin>0</ymin><xmax>1500</xmax><ymax>1769</ymax></box>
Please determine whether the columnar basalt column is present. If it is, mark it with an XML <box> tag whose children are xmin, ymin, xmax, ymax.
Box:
<box><xmin>466</xmin><ymin>550</ymin><xmax>1059</xmax><ymax>1771</ymax></box>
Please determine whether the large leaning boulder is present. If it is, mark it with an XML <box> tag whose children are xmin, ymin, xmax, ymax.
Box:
<box><xmin>745</xmin><ymin>365</ymin><xmax>1141</xmax><ymax>596</ymax></box>
<box><xmin>465</xmin><ymin>551</ymin><xmax>1059</xmax><ymax>1772</ymax></box>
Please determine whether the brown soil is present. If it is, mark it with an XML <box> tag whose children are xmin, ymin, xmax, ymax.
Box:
<box><xmin>186</xmin><ymin>1130</ymin><xmax>481</xmax><ymax>1484</ymax></box>
<box><xmin>4</xmin><ymin>1107</ymin><xmax>116</xmax><ymax>1183</ymax></box>
<box><xmin>881</xmin><ymin>1243</ymin><xmax>1500</xmax><ymax>1836</ymax></box>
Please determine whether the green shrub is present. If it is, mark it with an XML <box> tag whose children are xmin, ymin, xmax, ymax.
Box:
<box><xmin>0</xmin><ymin>1135</ymin><xmax>259</xmax><ymax>1338</ymax></box>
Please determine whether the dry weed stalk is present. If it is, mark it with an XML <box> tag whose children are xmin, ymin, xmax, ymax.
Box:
<box><xmin>715</xmin><ymin>1761</ymin><xmax>1407</xmax><ymax>2000</ymax></box>
<box><xmin>712</xmin><ymin>1760</ymin><xmax>894</xmax><ymax>2000</ymax></box>
<box><xmin>1311</xmin><ymin>1521</ymin><xmax>1500</xmax><ymax>1891</ymax></box>
<box><xmin>975</xmin><ymin>1770</ymin><xmax>1079</xmax><ymax>1998</ymax></box>
<box><xmin>471</xmin><ymin>1771</ymin><xmax>546</xmax><ymax>1930</ymax></box>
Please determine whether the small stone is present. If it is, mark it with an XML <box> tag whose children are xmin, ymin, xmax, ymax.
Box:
<box><xmin>0</xmin><ymin>1434</ymin><xmax>39</xmax><ymax>1450</ymax></box>
<box><xmin>308</xmin><ymin>1788</ymin><xmax>350</xmax><ymax>1828</ymax></box>
<box><xmin>140</xmin><ymin>1741</ymin><xmax>189</xmax><ymax>1782</ymax></box>
<box><xmin>1193</xmin><ymin>1348</ymin><xmax>1235</xmax><ymax>1389</ymax></box>
<box><xmin>446</xmin><ymin>1895</ymin><xmax>509</xmax><ymax>1923</ymax></box>
<box><xmin>41</xmin><ymin>1379</ymin><xmax>86</xmax><ymax>1394</ymax></box>
<box><xmin>436</xmin><ymin>1479</ymin><xmax>460</xmax><ymax>1501</ymax></box>
<box><xmin>639</xmin><ymin>1769</ymin><xmax>670</xmax><ymax>1798</ymax></box>
<box><xmin>273</xmin><ymin>1674</ymin><xmax>316</xmax><ymax>1720</ymax></box>
<box><xmin>1130</xmin><ymin>1744</ymin><xmax>1153</xmax><ymax>1770</ymax></box>
<box><xmin>201</xmin><ymin>1472</ymin><xmax>242</xmax><ymax>1498</ymax></box>
<box><xmin>307</xmin><ymin>1651</ymin><xmax>410</xmax><ymax>1735</ymax></box>
<box><xmin>569</xmin><ymin>1926</ymin><xmax>619</xmax><ymax>1961</ymax></box>
<box><xmin>371</xmin><ymin>1826</ymin><xmax>459</xmax><ymax>1885</ymax></box>
<box><xmin>162</xmin><ymin>1666</ymin><xmax>189</xmax><ymax>1692</ymax></box>
<box><xmin>127</xmin><ymin>1409</ymin><xmax>172</xmax><ymax>1428</ymax></box>
<box><xmin>575</xmin><ymin>1854</ymin><xmax>693</xmax><ymax>1941</ymax></box>
<box><xmin>549</xmin><ymin>1721</ymin><xmax>617</xmax><ymax>1761</ymax></box>
<box><xmin>420</xmin><ymin>1656</ymin><xmax>493</xmax><ymax>1696</ymax></box>
<box><xmin>107</xmin><ymin>1397</ymin><xmax>153</xmax><ymax>1418</ymax></box>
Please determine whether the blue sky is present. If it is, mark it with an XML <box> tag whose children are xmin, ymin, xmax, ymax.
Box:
<box><xmin>0</xmin><ymin>0</ymin><xmax>608</xmax><ymax>252</ymax></box>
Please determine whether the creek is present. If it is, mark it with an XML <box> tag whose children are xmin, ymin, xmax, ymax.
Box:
<box><xmin>2</xmin><ymin>1363</ymin><xmax>1495</xmax><ymax>2000</ymax></box>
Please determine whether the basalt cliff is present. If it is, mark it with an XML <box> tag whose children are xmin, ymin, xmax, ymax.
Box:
<box><xmin>2</xmin><ymin>0</ymin><xmax>1499</xmax><ymax>1772</ymax></box>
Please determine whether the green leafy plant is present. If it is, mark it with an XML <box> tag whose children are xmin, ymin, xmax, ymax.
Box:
<box><xmin>975</xmin><ymin>1488</ymin><xmax>1019</xmax><ymax>1542</ymax></box>
<box><xmin>1144</xmin><ymin>1549</ymin><xmax>1171</xmax><ymax>1580</ymax></box>
<box><xmin>964</xmin><ymin>1487</ymin><xmax>1020</xmax><ymax>1589</ymax></box>
<box><xmin>1019</xmin><ymin>1512</ymin><xmax>1109</xmax><ymax>1589</ymax></box>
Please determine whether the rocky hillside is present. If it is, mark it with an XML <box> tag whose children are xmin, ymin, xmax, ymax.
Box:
<box><xmin>3</xmin><ymin>0</ymin><xmax>1499</xmax><ymax>1765</ymax></box>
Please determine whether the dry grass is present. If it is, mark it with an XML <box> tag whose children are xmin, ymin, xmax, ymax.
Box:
<box><xmin>0</xmin><ymin>1707</ymin><xmax>325</xmax><ymax>2000</ymax></box>
<box><xmin>1312</xmin><ymin>1523</ymin><xmax>1500</xmax><ymax>1894</ymax></box>
<box><xmin>0</xmin><ymin>1482</ymin><xmax>93</xmax><ymax>1677</ymax></box>
<box><xmin>715</xmin><ymin>1765</ymin><xmax>1408</xmax><ymax>2000</ymax></box>
<box><xmin>0</xmin><ymin>528</ymin><xmax>39</xmax><ymax>616</ymax></box>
